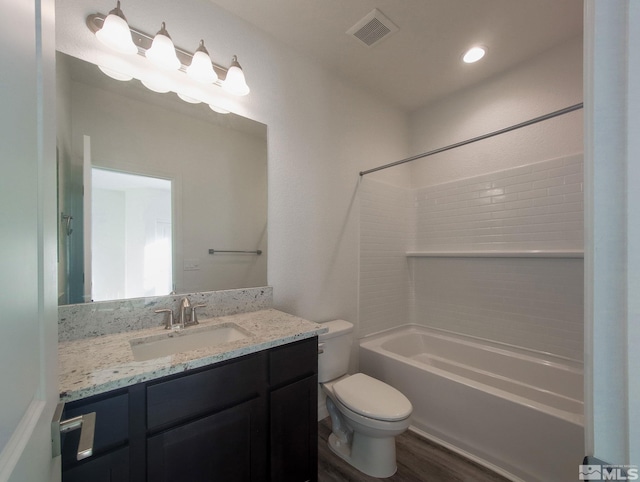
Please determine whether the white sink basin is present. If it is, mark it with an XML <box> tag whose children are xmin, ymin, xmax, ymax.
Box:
<box><xmin>129</xmin><ymin>322</ymin><xmax>253</xmax><ymax>361</ymax></box>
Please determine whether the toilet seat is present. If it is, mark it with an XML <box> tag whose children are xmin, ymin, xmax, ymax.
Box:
<box><xmin>333</xmin><ymin>373</ymin><xmax>412</xmax><ymax>421</ymax></box>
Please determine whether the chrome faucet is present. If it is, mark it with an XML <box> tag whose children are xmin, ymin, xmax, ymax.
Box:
<box><xmin>178</xmin><ymin>297</ymin><xmax>192</xmax><ymax>328</ymax></box>
<box><xmin>155</xmin><ymin>308</ymin><xmax>176</xmax><ymax>330</ymax></box>
<box><xmin>155</xmin><ymin>297</ymin><xmax>205</xmax><ymax>330</ymax></box>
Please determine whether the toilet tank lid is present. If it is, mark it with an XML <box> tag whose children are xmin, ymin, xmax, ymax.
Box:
<box><xmin>319</xmin><ymin>320</ymin><xmax>353</xmax><ymax>340</ymax></box>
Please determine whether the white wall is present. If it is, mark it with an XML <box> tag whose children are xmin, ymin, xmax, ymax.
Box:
<box><xmin>56</xmin><ymin>0</ymin><xmax>408</xmax><ymax>327</ymax></box>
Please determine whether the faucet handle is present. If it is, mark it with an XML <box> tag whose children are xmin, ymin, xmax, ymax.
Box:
<box><xmin>190</xmin><ymin>304</ymin><xmax>206</xmax><ymax>325</ymax></box>
<box><xmin>155</xmin><ymin>309</ymin><xmax>174</xmax><ymax>330</ymax></box>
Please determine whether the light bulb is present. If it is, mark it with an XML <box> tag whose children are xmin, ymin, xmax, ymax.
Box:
<box><xmin>463</xmin><ymin>46</ymin><xmax>486</xmax><ymax>64</ymax></box>
<box><xmin>222</xmin><ymin>55</ymin><xmax>250</xmax><ymax>96</ymax></box>
<box><xmin>145</xmin><ymin>22</ymin><xmax>180</xmax><ymax>70</ymax></box>
<box><xmin>187</xmin><ymin>40</ymin><xmax>218</xmax><ymax>84</ymax></box>
<box><xmin>95</xmin><ymin>1</ymin><xmax>137</xmax><ymax>54</ymax></box>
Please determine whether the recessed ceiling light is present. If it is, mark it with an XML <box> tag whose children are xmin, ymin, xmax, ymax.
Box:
<box><xmin>463</xmin><ymin>46</ymin><xmax>486</xmax><ymax>64</ymax></box>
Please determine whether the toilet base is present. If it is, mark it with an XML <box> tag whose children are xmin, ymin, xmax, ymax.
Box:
<box><xmin>327</xmin><ymin>432</ymin><xmax>398</xmax><ymax>478</ymax></box>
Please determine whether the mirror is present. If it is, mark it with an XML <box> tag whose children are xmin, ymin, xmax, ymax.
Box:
<box><xmin>56</xmin><ymin>52</ymin><xmax>268</xmax><ymax>305</ymax></box>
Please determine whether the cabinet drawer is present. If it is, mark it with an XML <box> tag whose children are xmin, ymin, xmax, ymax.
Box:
<box><xmin>269</xmin><ymin>337</ymin><xmax>318</xmax><ymax>387</ymax></box>
<box><xmin>147</xmin><ymin>352</ymin><xmax>267</xmax><ymax>431</ymax></box>
<box><xmin>63</xmin><ymin>391</ymin><xmax>129</xmax><ymax>462</ymax></box>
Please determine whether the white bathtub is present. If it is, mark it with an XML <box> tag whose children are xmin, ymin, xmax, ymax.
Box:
<box><xmin>359</xmin><ymin>325</ymin><xmax>584</xmax><ymax>482</ymax></box>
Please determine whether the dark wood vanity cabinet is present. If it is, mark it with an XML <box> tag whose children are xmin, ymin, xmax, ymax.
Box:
<box><xmin>61</xmin><ymin>337</ymin><xmax>318</xmax><ymax>482</ymax></box>
<box><xmin>269</xmin><ymin>337</ymin><xmax>319</xmax><ymax>482</ymax></box>
<box><xmin>146</xmin><ymin>351</ymin><xmax>268</xmax><ymax>481</ymax></box>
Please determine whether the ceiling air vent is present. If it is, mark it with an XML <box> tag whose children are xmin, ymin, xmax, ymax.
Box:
<box><xmin>347</xmin><ymin>9</ymin><xmax>398</xmax><ymax>48</ymax></box>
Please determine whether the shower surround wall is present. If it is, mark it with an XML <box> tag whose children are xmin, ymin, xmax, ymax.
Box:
<box><xmin>412</xmin><ymin>154</ymin><xmax>583</xmax><ymax>252</ymax></box>
<box><xmin>359</xmin><ymin>180</ymin><xmax>413</xmax><ymax>336</ymax></box>
<box><xmin>359</xmin><ymin>154</ymin><xmax>584</xmax><ymax>361</ymax></box>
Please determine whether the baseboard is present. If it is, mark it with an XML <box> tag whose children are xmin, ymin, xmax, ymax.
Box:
<box><xmin>407</xmin><ymin>425</ymin><xmax>525</xmax><ymax>482</ymax></box>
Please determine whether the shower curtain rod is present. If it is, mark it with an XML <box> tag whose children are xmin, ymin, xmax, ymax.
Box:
<box><xmin>359</xmin><ymin>102</ymin><xmax>584</xmax><ymax>177</ymax></box>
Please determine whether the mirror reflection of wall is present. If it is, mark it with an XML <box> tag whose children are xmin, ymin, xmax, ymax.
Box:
<box><xmin>56</xmin><ymin>52</ymin><xmax>268</xmax><ymax>305</ymax></box>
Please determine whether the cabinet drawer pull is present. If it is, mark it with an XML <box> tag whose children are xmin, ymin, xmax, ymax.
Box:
<box><xmin>52</xmin><ymin>402</ymin><xmax>96</xmax><ymax>460</ymax></box>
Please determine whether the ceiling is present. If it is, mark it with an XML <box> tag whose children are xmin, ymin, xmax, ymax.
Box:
<box><xmin>208</xmin><ymin>0</ymin><xmax>583</xmax><ymax>112</ymax></box>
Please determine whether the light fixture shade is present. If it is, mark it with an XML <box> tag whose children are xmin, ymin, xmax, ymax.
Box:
<box><xmin>187</xmin><ymin>40</ymin><xmax>218</xmax><ymax>84</ymax></box>
<box><xmin>98</xmin><ymin>65</ymin><xmax>133</xmax><ymax>81</ymax></box>
<box><xmin>145</xmin><ymin>22</ymin><xmax>181</xmax><ymax>70</ymax></box>
<box><xmin>177</xmin><ymin>92</ymin><xmax>201</xmax><ymax>104</ymax></box>
<box><xmin>95</xmin><ymin>1</ymin><xmax>137</xmax><ymax>54</ymax></box>
<box><xmin>209</xmin><ymin>104</ymin><xmax>230</xmax><ymax>114</ymax></box>
<box><xmin>141</xmin><ymin>75</ymin><xmax>171</xmax><ymax>93</ymax></box>
<box><xmin>222</xmin><ymin>55</ymin><xmax>250</xmax><ymax>96</ymax></box>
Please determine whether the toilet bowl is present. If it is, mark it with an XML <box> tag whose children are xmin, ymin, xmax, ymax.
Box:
<box><xmin>318</xmin><ymin>321</ymin><xmax>413</xmax><ymax>478</ymax></box>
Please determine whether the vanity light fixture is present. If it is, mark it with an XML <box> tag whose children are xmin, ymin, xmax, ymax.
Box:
<box><xmin>146</xmin><ymin>22</ymin><xmax>181</xmax><ymax>70</ymax></box>
<box><xmin>187</xmin><ymin>40</ymin><xmax>218</xmax><ymax>84</ymax></box>
<box><xmin>95</xmin><ymin>1</ymin><xmax>137</xmax><ymax>55</ymax></box>
<box><xmin>222</xmin><ymin>55</ymin><xmax>250</xmax><ymax>96</ymax></box>
<box><xmin>87</xmin><ymin>7</ymin><xmax>251</xmax><ymax>100</ymax></box>
<box><xmin>462</xmin><ymin>46</ymin><xmax>486</xmax><ymax>64</ymax></box>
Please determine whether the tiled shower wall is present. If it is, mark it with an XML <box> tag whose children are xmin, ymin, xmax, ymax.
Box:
<box><xmin>359</xmin><ymin>154</ymin><xmax>584</xmax><ymax>361</ymax></box>
<box><xmin>412</xmin><ymin>257</ymin><xmax>583</xmax><ymax>360</ymax></box>
<box><xmin>413</xmin><ymin>154</ymin><xmax>583</xmax><ymax>251</ymax></box>
<box><xmin>359</xmin><ymin>179</ymin><xmax>412</xmax><ymax>337</ymax></box>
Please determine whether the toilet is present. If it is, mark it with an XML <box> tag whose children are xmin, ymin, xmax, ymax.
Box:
<box><xmin>318</xmin><ymin>320</ymin><xmax>413</xmax><ymax>478</ymax></box>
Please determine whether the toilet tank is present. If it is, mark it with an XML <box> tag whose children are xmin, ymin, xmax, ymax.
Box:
<box><xmin>318</xmin><ymin>320</ymin><xmax>354</xmax><ymax>383</ymax></box>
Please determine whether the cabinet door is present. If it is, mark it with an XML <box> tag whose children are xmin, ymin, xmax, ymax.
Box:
<box><xmin>62</xmin><ymin>392</ymin><xmax>129</xmax><ymax>460</ymax></box>
<box><xmin>62</xmin><ymin>392</ymin><xmax>130</xmax><ymax>480</ymax></box>
<box><xmin>270</xmin><ymin>375</ymin><xmax>318</xmax><ymax>482</ymax></box>
<box><xmin>62</xmin><ymin>446</ymin><xmax>129</xmax><ymax>482</ymax></box>
<box><xmin>147</xmin><ymin>398</ymin><xmax>266</xmax><ymax>482</ymax></box>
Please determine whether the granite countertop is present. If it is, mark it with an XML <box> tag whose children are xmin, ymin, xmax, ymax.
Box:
<box><xmin>59</xmin><ymin>309</ymin><xmax>327</xmax><ymax>402</ymax></box>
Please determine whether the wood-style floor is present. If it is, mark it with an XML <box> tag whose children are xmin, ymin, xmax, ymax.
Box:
<box><xmin>317</xmin><ymin>419</ymin><xmax>511</xmax><ymax>482</ymax></box>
